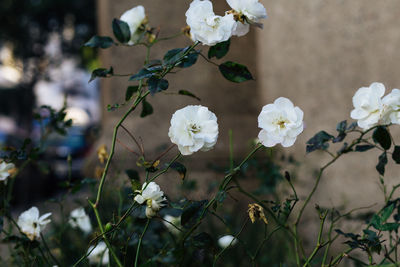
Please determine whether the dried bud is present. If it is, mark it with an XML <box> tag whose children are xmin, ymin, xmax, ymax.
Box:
<box><xmin>97</xmin><ymin>145</ymin><xmax>108</xmax><ymax>164</ymax></box>
<box><xmin>247</xmin><ymin>203</ymin><xmax>268</xmax><ymax>225</ymax></box>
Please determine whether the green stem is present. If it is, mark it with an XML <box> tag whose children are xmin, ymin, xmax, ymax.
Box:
<box><xmin>40</xmin><ymin>233</ymin><xmax>60</xmax><ymax>266</ymax></box>
<box><xmin>302</xmin><ymin>211</ymin><xmax>328</xmax><ymax>267</ymax></box>
<box><xmin>135</xmin><ymin>219</ymin><xmax>150</xmax><ymax>267</ymax></box>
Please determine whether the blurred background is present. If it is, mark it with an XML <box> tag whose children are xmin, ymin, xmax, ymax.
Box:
<box><xmin>2</xmin><ymin>0</ymin><xmax>400</xmax><ymax>265</ymax></box>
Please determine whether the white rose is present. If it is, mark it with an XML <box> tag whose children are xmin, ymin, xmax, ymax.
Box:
<box><xmin>350</xmin><ymin>82</ymin><xmax>385</xmax><ymax>129</ymax></box>
<box><xmin>17</xmin><ymin>206</ymin><xmax>51</xmax><ymax>241</ymax></box>
<box><xmin>162</xmin><ymin>215</ymin><xmax>181</xmax><ymax>235</ymax></box>
<box><xmin>382</xmin><ymin>88</ymin><xmax>400</xmax><ymax>125</ymax></box>
<box><xmin>134</xmin><ymin>182</ymin><xmax>167</xmax><ymax>218</ymax></box>
<box><xmin>120</xmin><ymin>5</ymin><xmax>146</xmax><ymax>45</ymax></box>
<box><xmin>227</xmin><ymin>0</ymin><xmax>267</xmax><ymax>37</ymax></box>
<box><xmin>218</xmin><ymin>235</ymin><xmax>238</xmax><ymax>248</ymax></box>
<box><xmin>0</xmin><ymin>161</ymin><xmax>14</xmax><ymax>182</ymax></box>
<box><xmin>258</xmin><ymin>97</ymin><xmax>304</xmax><ymax>147</ymax></box>
<box><xmin>87</xmin><ymin>241</ymin><xmax>109</xmax><ymax>265</ymax></box>
<box><xmin>68</xmin><ymin>207</ymin><xmax>92</xmax><ymax>235</ymax></box>
<box><xmin>168</xmin><ymin>105</ymin><xmax>219</xmax><ymax>155</ymax></box>
<box><xmin>186</xmin><ymin>0</ymin><xmax>236</xmax><ymax>46</ymax></box>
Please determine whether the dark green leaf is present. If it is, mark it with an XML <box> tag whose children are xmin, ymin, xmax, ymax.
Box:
<box><xmin>381</xmin><ymin>204</ymin><xmax>395</xmax><ymax>222</ymax></box>
<box><xmin>215</xmin><ymin>190</ymin><xmax>226</xmax><ymax>204</ymax></box>
<box><xmin>125</xmin><ymin>86</ymin><xmax>139</xmax><ymax>101</ymax></box>
<box><xmin>170</xmin><ymin>162</ymin><xmax>187</xmax><ymax>180</ymax></box>
<box><xmin>306</xmin><ymin>131</ymin><xmax>334</xmax><ymax>153</ymax></box>
<box><xmin>144</xmin><ymin>59</ymin><xmax>163</xmax><ymax>68</ymax></box>
<box><xmin>192</xmin><ymin>232</ymin><xmax>214</xmax><ymax>249</ymax></box>
<box><xmin>89</xmin><ymin>67</ymin><xmax>114</xmax><ymax>82</ymax></box>
<box><xmin>336</xmin><ymin>120</ymin><xmax>347</xmax><ymax>133</ymax></box>
<box><xmin>178</xmin><ymin>90</ymin><xmax>201</xmax><ymax>101</ymax></box>
<box><xmin>177</xmin><ymin>50</ymin><xmax>199</xmax><ymax>68</ymax></box>
<box><xmin>392</xmin><ymin>146</ymin><xmax>400</xmax><ymax>164</ymax></box>
<box><xmin>355</xmin><ymin>145</ymin><xmax>375</xmax><ymax>152</ymax></box>
<box><xmin>181</xmin><ymin>200</ymin><xmax>208</xmax><ymax>228</ymax></box>
<box><xmin>148</xmin><ymin>77</ymin><xmax>169</xmax><ymax>95</ymax></box>
<box><xmin>84</xmin><ymin>36</ymin><xmax>114</xmax><ymax>49</ymax></box>
<box><xmin>376</xmin><ymin>152</ymin><xmax>388</xmax><ymax>175</ymax></box>
<box><xmin>125</xmin><ymin>169</ymin><xmax>139</xmax><ymax>181</ymax></box>
<box><xmin>129</xmin><ymin>69</ymin><xmax>153</xmax><ymax>81</ymax></box>
<box><xmin>373</xmin><ymin>126</ymin><xmax>391</xmax><ymax>150</ymax></box>
<box><xmin>163</xmin><ymin>47</ymin><xmax>187</xmax><ymax>65</ymax></box>
<box><xmin>347</xmin><ymin>122</ymin><xmax>358</xmax><ymax>131</ymax></box>
<box><xmin>112</xmin><ymin>18</ymin><xmax>131</xmax><ymax>43</ymax></box>
<box><xmin>140</xmin><ymin>99</ymin><xmax>153</xmax><ymax>118</ymax></box>
<box><xmin>219</xmin><ymin>61</ymin><xmax>253</xmax><ymax>83</ymax></box>
<box><xmin>208</xmin><ymin>39</ymin><xmax>230</xmax><ymax>59</ymax></box>
<box><xmin>380</xmin><ymin>223</ymin><xmax>400</xmax><ymax>231</ymax></box>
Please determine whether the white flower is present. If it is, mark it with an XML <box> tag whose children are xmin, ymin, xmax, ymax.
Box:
<box><xmin>87</xmin><ymin>241</ymin><xmax>109</xmax><ymax>265</ymax></box>
<box><xmin>120</xmin><ymin>5</ymin><xmax>146</xmax><ymax>45</ymax></box>
<box><xmin>0</xmin><ymin>161</ymin><xmax>14</xmax><ymax>182</ymax></box>
<box><xmin>218</xmin><ymin>235</ymin><xmax>238</xmax><ymax>248</ymax></box>
<box><xmin>186</xmin><ymin>0</ymin><xmax>236</xmax><ymax>46</ymax></box>
<box><xmin>68</xmin><ymin>207</ymin><xmax>92</xmax><ymax>235</ymax></box>
<box><xmin>350</xmin><ymin>82</ymin><xmax>385</xmax><ymax>129</ymax></box>
<box><xmin>162</xmin><ymin>215</ymin><xmax>181</xmax><ymax>235</ymax></box>
<box><xmin>134</xmin><ymin>182</ymin><xmax>167</xmax><ymax>218</ymax></box>
<box><xmin>258</xmin><ymin>97</ymin><xmax>304</xmax><ymax>147</ymax></box>
<box><xmin>169</xmin><ymin>105</ymin><xmax>219</xmax><ymax>155</ymax></box>
<box><xmin>227</xmin><ymin>0</ymin><xmax>267</xmax><ymax>36</ymax></box>
<box><xmin>382</xmin><ymin>88</ymin><xmax>400</xmax><ymax>125</ymax></box>
<box><xmin>17</xmin><ymin>207</ymin><xmax>51</xmax><ymax>241</ymax></box>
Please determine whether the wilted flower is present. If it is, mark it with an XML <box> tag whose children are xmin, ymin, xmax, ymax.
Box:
<box><xmin>0</xmin><ymin>161</ymin><xmax>15</xmax><ymax>182</ymax></box>
<box><xmin>350</xmin><ymin>82</ymin><xmax>385</xmax><ymax>129</ymax></box>
<box><xmin>17</xmin><ymin>206</ymin><xmax>51</xmax><ymax>241</ymax></box>
<box><xmin>68</xmin><ymin>207</ymin><xmax>92</xmax><ymax>235</ymax></box>
<box><xmin>382</xmin><ymin>88</ymin><xmax>400</xmax><ymax>125</ymax></box>
<box><xmin>87</xmin><ymin>241</ymin><xmax>109</xmax><ymax>265</ymax></box>
<box><xmin>97</xmin><ymin>145</ymin><xmax>108</xmax><ymax>164</ymax></box>
<box><xmin>185</xmin><ymin>0</ymin><xmax>236</xmax><ymax>46</ymax></box>
<box><xmin>247</xmin><ymin>203</ymin><xmax>268</xmax><ymax>224</ymax></box>
<box><xmin>120</xmin><ymin>5</ymin><xmax>147</xmax><ymax>45</ymax></box>
<box><xmin>162</xmin><ymin>214</ymin><xmax>181</xmax><ymax>235</ymax></box>
<box><xmin>168</xmin><ymin>105</ymin><xmax>218</xmax><ymax>155</ymax></box>
<box><xmin>258</xmin><ymin>97</ymin><xmax>304</xmax><ymax>147</ymax></box>
<box><xmin>134</xmin><ymin>182</ymin><xmax>167</xmax><ymax>218</ymax></box>
<box><xmin>227</xmin><ymin>0</ymin><xmax>267</xmax><ymax>36</ymax></box>
<box><xmin>218</xmin><ymin>235</ymin><xmax>238</xmax><ymax>248</ymax></box>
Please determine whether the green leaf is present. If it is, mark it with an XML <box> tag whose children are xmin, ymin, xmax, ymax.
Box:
<box><xmin>129</xmin><ymin>69</ymin><xmax>153</xmax><ymax>81</ymax></box>
<box><xmin>181</xmin><ymin>200</ymin><xmax>208</xmax><ymax>228</ymax></box>
<box><xmin>148</xmin><ymin>77</ymin><xmax>169</xmax><ymax>95</ymax></box>
<box><xmin>177</xmin><ymin>50</ymin><xmax>198</xmax><ymax>68</ymax></box>
<box><xmin>192</xmin><ymin>232</ymin><xmax>214</xmax><ymax>249</ymax></box>
<box><xmin>373</xmin><ymin>126</ymin><xmax>391</xmax><ymax>150</ymax></box>
<box><xmin>84</xmin><ymin>36</ymin><xmax>114</xmax><ymax>48</ymax></box>
<box><xmin>125</xmin><ymin>169</ymin><xmax>141</xmax><ymax>191</ymax></box>
<box><xmin>208</xmin><ymin>39</ymin><xmax>230</xmax><ymax>59</ymax></box>
<box><xmin>140</xmin><ymin>99</ymin><xmax>153</xmax><ymax>118</ymax></box>
<box><xmin>380</xmin><ymin>223</ymin><xmax>400</xmax><ymax>232</ymax></box>
<box><xmin>392</xmin><ymin>146</ymin><xmax>400</xmax><ymax>164</ymax></box>
<box><xmin>376</xmin><ymin>152</ymin><xmax>388</xmax><ymax>175</ymax></box>
<box><xmin>381</xmin><ymin>204</ymin><xmax>395</xmax><ymax>222</ymax></box>
<box><xmin>306</xmin><ymin>131</ymin><xmax>334</xmax><ymax>153</ymax></box>
<box><xmin>178</xmin><ymin>90</ymin><xmax>201</xmax><ymax>101</ymax></box>
<box><xmin>355</xmin><ymin>145</ymin><xmax>375</xmax><ymax>152</ymax></box>
<box><xmin>219</xmin><ymin>61</ymin><xmax>253</xmax><ymax>83</ymax></box>
<box><xmin>163</xmin><ymin>47</ymin><xmax>199</xmax><ymax>68</ymax></box>
<box><xmin>125</xmin><ymin>86</ymin><xmax>139</xmax><ymax>101</ymax></box>
<box><xmin>336</xmin><ymin>120</ymin><xmax>347</xmax><ymax>133</ymax></box>
<box><xmin>112</xmin><ymin>18</ymin><xmax>131</xmax><ymax>43</ymax></box>
<box><xmin>170</xmin><ymin>162</ymin><xmax>187</xmax><ymax>180</ymax></box>
<box><xmin>163</xmin><ymin>47</ymin><xmax>187</xmax><ymax>65</ymax></box>
<box><xmin>89</xmin><ymin>67</ymin><xmax>114</xmax><ymax>82</ymax></box>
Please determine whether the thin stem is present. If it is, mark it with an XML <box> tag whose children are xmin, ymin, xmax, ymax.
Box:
<box><xmin>229</xmin><ymin>129</ymin><xmax>234</xmax><ymax>172</ymax></box>
<box><xmin>302</xmin><ymin>211</ymin><xmax>328</xmax><ymax>267</ymax></box>
<box><xmin>40</xmin><ymin>233</ymin><xmax>60</xmax><ymax>266</ymax></box>
<box><xmin>135</xmin><ymin>219</ymin><xmax>150</xmax><ymax>267</ymax></box>
<box><xmin>198</xmin><ymin>52</ymin><xmax>219</xmax><ymax>67</ymax></box>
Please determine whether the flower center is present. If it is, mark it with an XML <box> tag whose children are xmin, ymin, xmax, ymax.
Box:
<box><xmin>33</xmin><ymin>222</ymin><xmax>37</xmax><ymax>228</ymax></box>
<box><xmin>189</xmin><ymin>123</ymin><xmax>201</xmax><ymax>134</ymax></box>
<box><xmin>146</xmin><ymin>199</ymin><xmax>153</xmax><ymax>208</ymax></box>
<box><xmin>275</xmin><ymin>118</ymin><xmax>288</xmax><ymax>129</ymax></box>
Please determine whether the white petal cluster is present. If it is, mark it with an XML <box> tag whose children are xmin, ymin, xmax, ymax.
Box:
<box><xmin>169</xmin><ymin>105</ymin><xmax>219</xmax><ymax>155</ymax></box>
<box><xmin>218</xmin><ymin>235</ymin><xmax>238</xmax><ymax>248</ymax></box>
<box><xmin>0</xmin><ymin>161</ymin><xmax>14</xmax><ymax>182</ymax></box>
<box><xmin>258</xmin><ymin>97</ymin><xmax>304</xmax><ymax>147</ymax></box>
<box><xmin>68</xmin><ymin>207</ymin><xmax>92</xmax><ymax>235</ymax></box>
<box><xmin>87</xmin><ymin>241</ymin><xmax>109</xmax><ymax>265</ymax></box>
<box><xmin>227</xmin><ymin>0</ymin><xmax>267</xmax><ymax>37</ymax></box>
<box><xmin>134</xmin><ymin>182</ymin><xmax>167</xmax><ymax>218</ymax></box>
<box><xmin>185</xmin><ymin>0</ymin><xmax>236</xmax><ymax>46</ymax></box>
<box><xmin>382</xmin><ymin>89</ymin><xmax>400</xmax><ymax>125</ymax></box>
<box><xmin>17</xmin><ymin>207</ymin><xmax>51</xmax><ymax>241</ymax></box>
<box><xmin>120</xmin><ymin>5</ymin><xmax>146</xmax><ymax>45</ymax></box>
<box><xmin>162</xmin><ymin>215</ymin><xmax>181</xmax><ymax>235</ymax></box>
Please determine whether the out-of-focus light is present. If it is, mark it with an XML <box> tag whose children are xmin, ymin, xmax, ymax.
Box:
<box><xmin>0</xmin><ymin>65</ymin><xmax>22</xmax><ymax>88</ymax></box>
<box><xmin>64</xmin><ymin>107</ymin><xmax>90</xmax><ymax>126</ymax></box>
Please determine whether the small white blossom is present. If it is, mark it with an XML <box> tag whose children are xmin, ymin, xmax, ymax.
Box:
<box><xmin>17</xmin><ymin>207</ymin><xmax>51</xmax><ymax>241</ymax></box>
<box><xmin>169</xmin><ymin>105</ymin><xmax>219</xmax><ymax>155</ymax></box>
<box><xmin>186</xmin><ymin>0</ymin><xmax>236</xmax><ymax>46</ymax></box>
<box><xmin>382</xmin><ymin>88</ymin><xmax>400</xmax><ymax>125</ymax></box>
<box><xmin>134</xmin><ymin>182</ymin><xmax>167</xmax><ymax>218</ymax></box>
<box><xmin>0</xmin><ymin>161</ymin><xmax>14</xmax><ymax>182</ymax></box>
<box><xmin>162</xmin><ymin>215</ymin><xmax>181</xmax><ymax>235</ymax></box>
<box><xmin>120</xmin><ymin>5</ymin><xmax>146</xmax><ymax>45</ymax></box>
<box><xmin>350</xmin><ymin>82</ymin><xmax>385</xmax><ymax>129</ymax></box>
<box><xmin>218</xmin><ymin>235</ymin><xmax>238</xmax><ymax>248</ymax></box>
<box><xmin>87</xmin><ymin>241</ymin><xmax>109</xmax><ymax>265</ymax></box>
<box><xmin>258</xmin><ymin>97</ymin><xmax>304</xmax><ymax>147</ymax></box>
<box><xmin>227</xmin><ymin>0</ymin><xmax>267</xmax><ymax>36</ymax></box>
<box><xmin>68</xmin><ymin>207</ymin><xmax>92</xmax><ymax>235</ymax></box>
